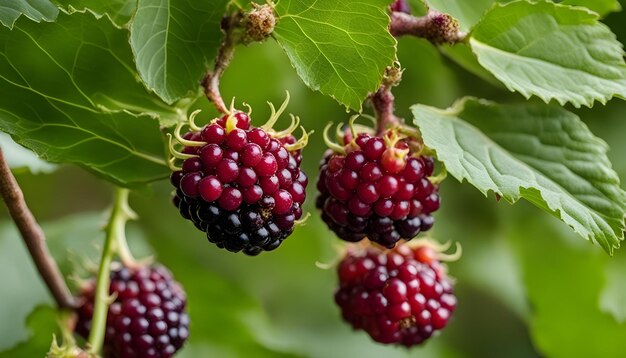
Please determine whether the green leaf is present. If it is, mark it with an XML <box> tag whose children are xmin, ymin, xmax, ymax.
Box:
<box><xmin>412</xmin><ymin>98</ymin><xmax>626</xmax><ymax>254</ymax></box>
<box><xmin>0</xmin><ymin>0</ymin><xmax>58</xmax><ymax>29</ymax></box>
<box><xmin>439</xmin><ymin>44</ymin><xmax>502</xmax><ymax>87</ymax></box>
<box><xmin>52</xmin><ymin>0</ymin><xmax>137</xmax><ymax>27</ymax></box>
<box><xmin>0</xmin><ymin>132</ymin><xmax>56</xmax><ymax>174</ymax></box>
<box><xmin>273</xmin><ymin>0</ymin><xmax>397</xmax><ymax>111</ymax></box>
<box><xmin>562</xmin><ymin>0</ymin><xmax>622</xmax><ymax>17</ymax></box>
<box><xmin>0</xmin><ymin>11</ymin><xmax>172</xmax><ymax>187</ymax></box>
<box><xmin>469</xmin><ymin>1</ymin><xmax>626</xmax><ymax>108</ymax></box>
<box><xmin>507</xmin><ymin>216</ymin><xmax>626</xmax><ymax>358</ymax></box>
<box><xmin>129</xmin><ymin>0</ymin><xmax>229</xmax><ymax>104</ymax></box>
<box><xmin>0</xmin><ymin>306</ymin><xmax>58</xmax><ymax>358</ymax></box>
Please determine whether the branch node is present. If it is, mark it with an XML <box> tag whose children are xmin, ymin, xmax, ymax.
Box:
<box><xmin>390</xmin><ymin>10</ymin><xmax>466</xmax><ymax>45</ymax></box>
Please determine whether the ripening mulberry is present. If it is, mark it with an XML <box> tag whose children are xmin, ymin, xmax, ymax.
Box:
<box><xmin>169</xmin><ymin>94</ymin><xmax>310</xmax><ymax>255</ymax></box>
<box><xmin>335</xmin><ymin>242</ymin><xmax>456</xmax><ymax>346</ymax></box>
<box><xmin>317</xmin><ymin>124</ymin><xmax>440</xmax><ymax>248</ymax></box>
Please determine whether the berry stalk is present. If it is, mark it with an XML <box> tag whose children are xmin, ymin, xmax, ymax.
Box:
<box><xmin>202</xmin><ymin>12</ymin><xmax>242</xmax><ymax>114</ymax></box>
<box><xmin>370</xmin><ymin>66</ymin><xmax>403</xmax><ymax>135</ymax></box>
<box><xmin>0</xmin><ymin>148</ymin><xmax>76</xmax><ymax>310</ymax></box>
<box><xmin>372</xmin><ymin>84</ymin><xmax>400</xmax><ymax>135</ymax></box>
<box><xmin>87</xmin><ymin>188</ymin><xmax>135</xmax><ymax>355</ymax></box>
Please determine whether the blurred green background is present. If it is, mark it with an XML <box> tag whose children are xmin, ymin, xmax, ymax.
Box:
<box><xmin>1</xmin><ymin>8</ymin><xmax>626</xmax><ymax>358</ymax></box>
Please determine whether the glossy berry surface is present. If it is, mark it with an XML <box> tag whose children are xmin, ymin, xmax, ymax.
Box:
<box><xmin>317</xmin><ymin>130</ymin><xmax>440</xmax><ymax>248</ymax></box>
<box><xmin>335</xmin><ymin>244</ymin><xmax>456</xmax><ymax>347</ymax></box>
<box><xmin>171</xmin><ymin>111</ymin><xmax>308</xmax><ymax>255</ymax></box>
<box><xmin>76</xmin><ymin>264</ymin><xmax>189</xmax><ymax>358</ymax></box>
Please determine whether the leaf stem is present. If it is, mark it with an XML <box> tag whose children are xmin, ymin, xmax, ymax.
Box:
<box><xmin>87</xmin><ymin>188</ymin><xmax>134</xmax><ymax>355</ymax></box>
<box><xmin>0</xmin><ymin>148</ymin><xmax>76</xmax><ymax>310</ymax></box>
<box><xmin>390</xmin><ymin>10</ymin><xmax>467</xmax><ymax>44</ymax></box>
<box><xmin>203</xmin><ymin>12</ymin><xmax>243</xmax><ymax>114</ymax></box>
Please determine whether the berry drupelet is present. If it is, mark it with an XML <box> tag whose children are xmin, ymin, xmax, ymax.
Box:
<box><xmin>169</xmin><ymin>94</ymin><xmax>310</xmax><ymax>255</ymax></box>
<box><xmin>76</xmin><ymin>263</ymin><xmax>189</xmax><ymax>358</ymax></box>
<box><xmin>317</xmin><ymin>122</ymin><xmax>440</xmax><ymax>248</ymax></box>
<box><xmin>335</xmin><ymin>242</ymin><xmax>457</xmax><ymax>347</ymax></box>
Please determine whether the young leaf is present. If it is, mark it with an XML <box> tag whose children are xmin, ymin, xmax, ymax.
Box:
<box><xmin>0</xmin><ymin>12</ymin><xmax>171</xmax><ymax>187</ymax></box>
<box><xmin>562</xmin><ymin>0</ymin><xmax>622</xmax><ymax>17</ymax></box>
<box><xmin>469</xmin><ymin>1</ymin><xmax>626</xmax><ymax>108</ymax></box>
<box><xmin>52</xmin><ymin>0</ymin><xmax>137</xmax><ymax>27</ymax></box>
<box><xmin>412</xmin><ymin>98</ymin><xmax>626</xmax><ymax>254</ymax></box>
<box><xmin>129</xmin><ymin>0</ymin><xmax>229</xmax><ymax>104</ymax></box>
<box><xmin>273</xmin><ymin>0</ymin><xmax>397</xmax><ymax>111</ymax></box>
<box><xmin>0</xmin><ymin>0</ymin><xmax>58</xmax><ymax>29</ymax></box>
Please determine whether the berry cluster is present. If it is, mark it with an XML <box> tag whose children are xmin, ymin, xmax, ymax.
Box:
<box><xmin>170</xmin><ymin>97</ymin><xmax>309</xmax><ymax>255</ymax></box>
<box><xmin>335</xmin><ymin>243</ymin><xmax>456</xmax><ymax>346</ymax></box>
<box><xmin>76</xmin><ymin>264</ymin><xmax>189</xmax><ymax>358</ymax></box>
<box><xmin>317</xmin><ymin>128</ymin><xmax>440</xmax><ymax>248</ymax></box>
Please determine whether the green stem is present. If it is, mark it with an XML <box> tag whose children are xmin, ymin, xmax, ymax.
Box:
<box><xmin>87</xmin><ymin>188</ymin><xmax>133</xmax><ymax>355</ymax></box>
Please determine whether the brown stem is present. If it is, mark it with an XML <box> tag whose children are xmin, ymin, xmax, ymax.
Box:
<box><xmin>0</xmin><ymin>148</ymin><xmax>76</xmax><ymax>309</ymax></box>
<box><xmin>202</xmin><ymin>13</ymin><xmax>242</xmax><ymax>114</ymax></box>
<box><xmin>390</xmin><ymin>10</ymin><xmax>467</xmax><ymax>45</ymax></box>
<box><xmin>372</xmin><ymin>85</ymin><xmax>401</xmax><ymax>135</ymax></box>
<box><xmin>370</xmin><ymin>65</ymin><xmax>403</xmax><ymax>135</ymax></box>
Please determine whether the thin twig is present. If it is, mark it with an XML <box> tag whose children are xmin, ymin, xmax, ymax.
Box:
<box><xmin>390</xmin><ymin>10</ymin><xmax>467</xmax><ymax>44</ymax></box>
<box><xmin>202</xmin><ymin>13</ymin><xmax>243</xmax><ymax>114</ymax></box>
<box><xmin>0</xmin><ymin>148</ymin><xmax>76</xmax><ymax>309</ymax></box>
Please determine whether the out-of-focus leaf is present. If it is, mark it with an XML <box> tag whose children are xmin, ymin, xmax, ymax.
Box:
<box><xmin>129</xmin><ymin>0</ymin><xmax>229</xmax><ymax>104</ymax></box>
<box><xmin>470</xmin><ymin>1</ymin><xmax>626</xmax><ymax>108</ymax></box>
<box><xmin>0</xmin><ymin>222</ymin><xmax>52</xmax><ymax>350</ymax></box>
<box><xmin>507</xmin><ymin>214</ymin><xmax>626</xmax><ymax>358</ymax></box>
<box><xmin>273</xmin><ymin>0</ymin><xmax>397</xmax><ymax>111</ymax></box>
<box><xmin>412</xmin><ymin>98</ymin><xmax>626</xmax><ymax>254</ymax></box>
<box><xmin>0</xmin><ymin>0</ymin><xmax>58</xmax><ymax>28</ymax></box>
<box><xmin>0</xmin><ymin>306</ymin><xmax>58</xmax><ymax>358</ymax></box>
<box><xmin>600</xmin><ymin>249</ymin><xmax>626</xmax><ymax>323</ymax></box>
<box><xmin>0</xmin><ymin>132</ymin><xmax>56</xmax><ymax>174</ymax></box>
<box><xmin>562</xmin><ymin>0</ymin><xmax>621</xmax><ymax>17</ymax></box>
